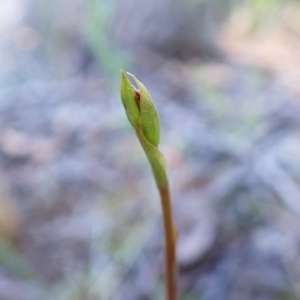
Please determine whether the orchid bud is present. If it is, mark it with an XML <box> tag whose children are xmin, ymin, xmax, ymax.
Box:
<box><xmin>120</xmin><ymin>71</ymin><xmax>161</xmax><ymax>147</ymax></box>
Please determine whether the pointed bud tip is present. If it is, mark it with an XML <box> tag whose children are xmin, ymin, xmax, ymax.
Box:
<box><xmin>120</xmin><ymin>69</ymin><xmax>127</xmax><ymax>81</ymax></box>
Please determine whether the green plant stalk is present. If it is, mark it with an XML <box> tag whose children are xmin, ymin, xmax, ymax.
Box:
<box><xmin>120</xmin><ymin>71</ymin><xmax>177</xmax><ymax>300</ymax></box>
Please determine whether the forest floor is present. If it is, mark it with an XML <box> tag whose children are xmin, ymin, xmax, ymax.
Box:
<box><xmin>1</xmin><ymin>3</ymin><xmax>300</xmax><ymax>300</ymax></box>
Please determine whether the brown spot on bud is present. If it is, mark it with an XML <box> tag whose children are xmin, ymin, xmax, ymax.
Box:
<box><xmin>133</xmin><ymin>89</ymin><xmax>141</xmax><ymax>108</ymax></box>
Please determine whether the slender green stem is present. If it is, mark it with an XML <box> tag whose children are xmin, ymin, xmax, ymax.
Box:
<box><xmin>159</xmin><ymin>186</ymin><xmax>177</xmax><ymax>300</ymax></box>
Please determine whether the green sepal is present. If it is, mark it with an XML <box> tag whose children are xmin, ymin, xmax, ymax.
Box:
<box><xmin>120</xmin><ymin>70</ymin><xmax>140</xmax><ymax>128</ymax></box>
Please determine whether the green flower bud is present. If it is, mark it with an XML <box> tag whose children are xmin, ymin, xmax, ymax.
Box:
<box><xmin>120</xmin><ymin>71</ymin><xmax>161</xmax><ymax>147</ymax></box>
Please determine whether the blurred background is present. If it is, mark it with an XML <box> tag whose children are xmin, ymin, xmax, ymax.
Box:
<box><xmin>1</xmin><ymin>0</ymin><xmax>300</xmax><ymax>299</ymax></box>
